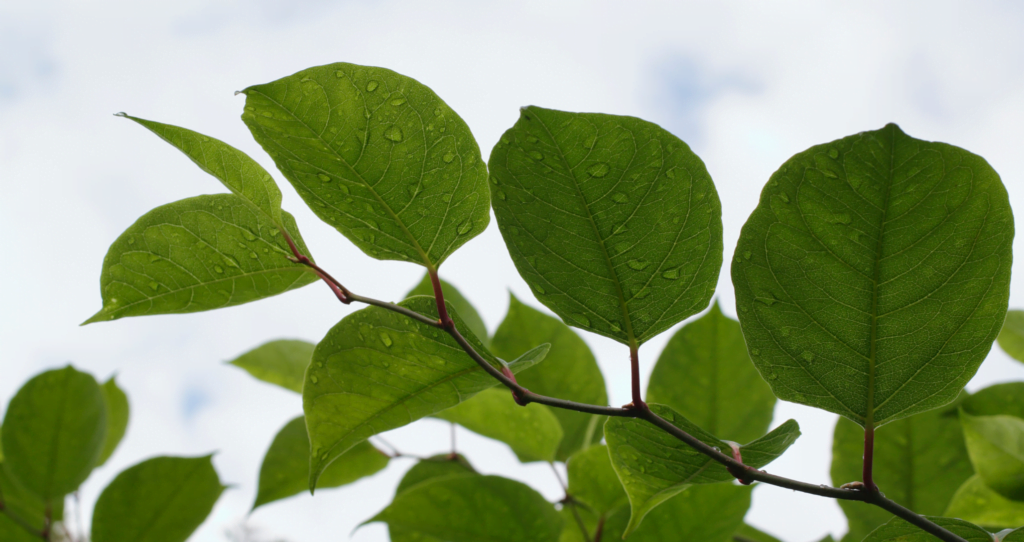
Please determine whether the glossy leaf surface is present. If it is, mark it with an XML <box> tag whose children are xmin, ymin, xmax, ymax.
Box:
<box><xmin>406</xmin><ymin>272</ymin><xmax>488</xmax><ymax>345</ymax></box>
<box><xmin>998</xmin><ymin>310</ymin><xmax>1024</xmax><ymax>363</ymax></box>
<box><xmin>831</xmin><ymin>404</ymin><xmax>972</xmax><ymax>542</ymax></box>
<box><xmin>434</xmin><ymin>388</ymin><xmax>562</xmax><ymax>463</ymax></box>
<box><xmin>566</xmin><ymin>444</ymin><xmax>626</xmax><ymax>517</ymax></box>
<box><xmin>605</xmin><ymin>404</ymin><xmax>799</xmax><ymax>534</ymax></box>
<box><xmin>1</xmin><ymin>366</ymin><xmax>106</xmax><ymax>500</ymax></box>
<box><xmin>647</xmin><ymin>300</ymin><xmax>774</xmax><ymax>443</ymax></box>
<box><xmin>86</xmin><ymin>195</ymin><xmax>317</xmax><ymax>323</ymax></box>
<box><xmin>489</xmin><ymin>106</ymin><xmax>722</xmax><ymax>344</ymax></box>
<box><xmin>228</xmin><ymin>339</ymin><xmax>315</xmax><ymax>394</ymax></box>
<box><xmin>253</xmin><ymin>416</ymin><xmax>388</xmax><ymax>510</ymax></box>
<box><xmin>97</xmin><ymin>377</ymin><xmax>130</xmax><ymax>467</ymax></box>
<box><xmin>732</xmin><ymin>124</ymin><xmax>1014</xmax><ymax>426</ymax></box>
<box><xmin>962</xmin><ymin>411</ymin><xmax>1024</xmax><ymax>501</ymax></box>
<box><xmin>119</xmin><ymin>115</ymin><xmax>285</xmax><ymax>225</ymax></box>
<box><xmin>91</xmin><ymin>455</ymin><xmax>224</xmax><ymax>542</ymax></box>
<box><xmin>491</xmin><ymin>294</ymin><xmax>608</xmax><ymax>460</ymax></box>
<box><xmin>946</xmin><ymin>475</ymin><xmax>1024</xmax><ymax>530</ymax></box>
<box><xmin>862</xmin><ymin>516</ymin><xmax>993</xmax><ymax>542</ymax></box>
<box><xmin>368</xmin><ymin>475</ymin><xmax>561</xmax><ymax>542</ymax></box>
<box><xmin>242</xmin><ymin>63</ymin><xmax>490</xmax><ymax>268</ymax></box>
<box><xmin>304</xmin><ymin>296</ymin><xmax>548</xmax><ymax>489</ymax></box>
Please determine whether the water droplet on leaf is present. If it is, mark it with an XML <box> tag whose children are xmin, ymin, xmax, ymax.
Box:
<box><xmin>318</xmin><ymin>173</ymin><xmax>331</xmax><ymax>182</ymax></box>
<box><xmin>457</xmin><ymin>220</ymin><xmax>473</xmax><ymax>235</ymax></box>
<box><xmin>628</xmin><ymin>259</ymin><xmax>650</xmax><ymax>270</ymax></box>
<box><xmin>612</xmin><ymin>192</ymin><xmax>629</xmax><ymax>203</ymax></box>
<box><xmin>529</xmin><ymin>151</ymin><xmax>543</xmax><ymax>160</ymax></box>
<box><xmin>390</xmin><ymin>97</ymin><xmax>406</xmax><ymax>106</ymax></box>
<box><xmin>443</xmin><ymin>152</ymin><xmax>455</xmax><ymax>163</ymax></box>
<box><xmin>587</xmin><ymin>163</ymin><xmax>610</xmax><ymax>178</ymax></box>
<box><xmin>662</xmin><ymin>268</ymin><xmax>679</xmax><ymax>280</ymax></box>
<box><xmin>379</xmin><ymin>332</ymin><xmax>393</xmax><ymax>347</ymax></box>
<box><xmin>383</xmin><ymin>126</ymin><xmax>403</xmax><ymax>142</ymax></box>
<box><xmin>366</xmin><ymin>80</ymin><xmax>378</xmax><ymax>92</ymax></box>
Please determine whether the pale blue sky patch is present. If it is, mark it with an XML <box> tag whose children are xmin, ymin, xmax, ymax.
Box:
<box><xmin>0</xmin><ymin>21</ymin><xmax>57</xmax><ymax>104</ymax></box>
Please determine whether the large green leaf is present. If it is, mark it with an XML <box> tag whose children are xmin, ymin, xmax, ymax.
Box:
<box><xmin>253</xmin><ymin>416</ymin><xmax>388</xmax><ymax>510</ymax></box>
<box><xmin>862</xmin><ymin>516</ymin><xmax>993</xmax><ymax>542</ymax></box>
<box><xmin>946</xmin><ymin>475</ymin><xmax>1024</xmax><ymax>530</ymax></box>
<box><xmin>406</xmin><ymin>272</ymin><xmax>488</xmax><ymax>345</ymax></box>
<box><xmin>998</xmin><ymin>310</ymin><xmax>1024</xmax><ymax>363</ymax></box>
<box><xmin>735</xmin><ymin>523</ymin><xmax>784</xmax><ymax>542</ymax></box>
<box><xmin>488</xmin><ymin>106</ymin><xmax>722</xmax><ymax>345</ymax></box>
<box><xmin>604</xmin><ymin>404</ymin><xmax>799</xmax><ymax>534</ymax></box>
<box><xmin>85</xmin><ymin>194</ymin><xmax>317</xmax><ymax>323</ymax></box>
<box><xmin>831</xmin><ymin>404</ymin><xmax>972</xmax><ymax>542</ymax></box>
<box><xmin>367</xmin><ymin>475</ymin><xmax>561</xmax><ymax>542</ymax></box>
<box><xmin>490</xmin><ymin>294</ymin><xmax>608</xmax><ymax>461</ymax></box>
<box><xmin>963</xmin><ymin>382</ymin><xmax>1024</xmax><ymax>419</ymax></box>
<box><xmin>91</xmin><ymin>455</ymin><xmax>224</xmax><ymax>542</ymax></box>
<box><xmin>241</xmin><ymin>63</ymin><xmax>490</xmax><ymax>268</ymax></box>
<box><xmin>228</xmin><ymin>339</ymin><xmax>315</xmax><ymax>394</ymax></box>
<box><xmin>1</xmin><ymin>366</ymin><xmax>106</xmax><ymax>501</ymax></box>
<box><xmin>434</xmin><ymin>388</ymin><xmax>563</xmax><ymax>463</ymax></box>
<box><xmin>961</xmin><ymin>411</ymin><xmax>1024</xmax><ymax>501</ymax></box>
<box><xmin>304</xmin><ymin>296</ymin><xmax>548</xmax><ymax>490</ymax></box>
<box><xmin>118</xmin><ymin>115</ymin><xmax>285</xmax><ymax>226</ymax></box>
<box><xmin>566</xmin><ymin>444</ymin><xmax>626</xmax><ymax>518</ymax></box>
<box><xmin>389</xmin><ymin>454</ymin><xmax>478</xmax><ymax>542</ymax></box>
<box><xmin>647</xmin><ymin>300</ymin><xmax>775</xmax><ymax>443</ymax></box>
<box><xmin>97</xmin><ymin>377</ymin><xmax>130</xmax><ymax>467</ymax></box>
<box><xmin>732</xmin><ymin>124</ymin><xmax>1014</xmax><ymax>427</ymax></box>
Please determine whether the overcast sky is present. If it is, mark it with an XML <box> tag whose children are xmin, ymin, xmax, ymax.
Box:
<box><xmin>2</xmin><ymin>1</ymin><xmax>1024</xmax><ymax>541</ymax></box>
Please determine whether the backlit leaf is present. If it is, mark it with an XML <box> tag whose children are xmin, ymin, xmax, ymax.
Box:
<box><xmin>647</xmin><ymin>300</ymin><xmax>775</xmax><ymax>443</ymax></box>
<box><xmin>566</xmin><ymin>444</ymin><xmax>626</xmax><ymax>517</ymax></box>
<box><xmin>862</xmin><ymin>516</ymin><xmax>993</xmax><ymax>542</ymax></box>
<box><xmin>491</xmin><ymin>294</ymin><xmax>608</xmax><ymax>460</ymax></box>
<box><xmin>0</xmin><ymin>466</ymin><xmax>64</xmax><ymax>538</ymax></box>
<box><xmin>732</xmin><ymin>124</ymin><xmax>1013</xmax><ymax>427</ymax></box>
<box><xmin>998</xmin><ymin>310</ymin><xmax>1024</xmax><ymax>363</ymax></box>
<box><xmin>735</xmin><ymin>523</ymin><xmax>784</xmax><ymax>542</ymax></box>
<box><xmin>1</xmin><ymin>366</ymin><xmax>106</xmax><ymax>500</ymax></box>
<box><xmin>229</xmin><ymin>339</ymin><xmax>315</xmax><ymax>394</ymax></box>
<box><xmin>488</xmin><ymin>106</ymin><xmax>722</xmax><ymax>345</ymax></box>
<box><xmin>406</xmin><ymin>272</ymin><xmax>488</xmax><ymax>345</ymax></box>
<box><xmin>97</xmin><ymin>377</ymin><xmax>130</xmax><ymax>467</ymax></box>
<box><xmin>241</xmin><ymin>63</ymin><xmax>490</xmax><ymax>268</ymax></box>
<box><xmin>961</xmin><ymin>411</ymin><xmax>1024</xmax><ymax>501</ymax></box>
<box><xmin>946</xmin><ymin>475</ymin><xmax>1024</xmax><ymax>530</ymax></box>
<box><xmin>390</xmin><ymin>455</ymin><xmax>477</xmax><ymax>542</ymax></box>
<box><xmin>963</xmin><ymin>382</ymin><xmax>1024</xmax><ymax>419</ymax></box>
<box><xmin>604</xmin><ymin>404</ymin><xmax>799</xmax><ymax>534</ymax></box>
<box><xmin>86</xmin><ymin>195</ymin><xmax>317</xmax><ymax>323</ymax></box>
<box><xmin>91</xmin><ymin>455</ymin><xmax>225</xmax><ymax>542</ymax></box>
<box><xmin>304</xmin><ymin>296</ymin><xmax>548</xmax><ymax>490</ymax></box>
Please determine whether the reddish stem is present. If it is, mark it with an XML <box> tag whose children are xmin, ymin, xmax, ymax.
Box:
<box><xmin>629</xmin><ymin>345</ymin><xmax>646</xmax><ymax>410</ymax></box>
<box><xmin>594</xmin><ymin>516</ymin><xmax>606</xmax><ymax>542</ymax></box>
<box><xmin>863</xmin><ymin>424</ymin><xmax>878</xmax><ymax>492</ymax></box>
<box><xmin>428</xmin><ymin>269</ymin><xmax>454</xmax><ymax>330</ymax></box>
<box><xmin>725</xmin><ymin>441</ymin><xmax>755</xmax><ymax>485</ymax></box>
<box><xmin>281</xmin><ymin>230</ymin><xmax>351</xmax><ymax>304</ymax></box>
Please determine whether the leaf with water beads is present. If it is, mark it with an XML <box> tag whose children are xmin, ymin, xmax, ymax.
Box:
<box><xmin>861</xmin><ymin>516</ymin><xmax>993</xmax><ymax>542</ymax></box>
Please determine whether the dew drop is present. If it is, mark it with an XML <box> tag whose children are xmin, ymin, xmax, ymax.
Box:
<box><xmin>535</xmin><ymin>285</ymin><xmax>546</xmax><ymax>295</ymax></box>
<box><xmin>497</xmin><ymin>190</ymin><xmax>507</xmax><ymax>201</ymax></box>
<box><xmin>261</xmin><ymin>111</ymin><xmax>273</xmax><ymax>118</ymax></box>
<box><xmin>310</xmin><ymin>375</ymin><xmax>319</xmax><ymax>384</ymax></box>
<box><xmin>335</xmin><ymin>70</ymin><xmax>345</xmax><ymax>78</ymax></box>
<box><xmin>149</xmin><ymin>255</ymin><xmax>161</xmax><ymax>263</ymax></box>
<box><xmin>443</xmin><ymin>152</ymin><xmax>455</xmax><ymax>163</ymax></box>
<box><xmin>366</xmin><ymin>80</ymin><xmax>378</xmax><ymax>92</ymax></box>
<box><xmin>149</xmin><ymin>281</ymin><xmax>159</xmax><ymax>291</ymax></box>
<box><xmin>390</xmin><ymin>97</ymin><xmax>407</xmax><ymax>106</ymax></box>
<box><xmin>583</xmin><ymin>135</ymin><xmax>597</xmax><ymax>149</ymax></box>
<box><xmin>383</xmin><ymin>126</ymin><xmax>403</xmax><ymax>142</ymax></box>
<box><xmin>379</xmin><ymin>332</ymin><xmax>393</xmax><ymax>347</ymax></box>
<box><xmin>612</xmin><ymin>224</ymin><xmax>628</xmax><ymax>235</ymax></box>
<box><xmin>743</xmin><ymin>250</ymin><xmax>752</xmax><ymax>260</ymax></box>
<box><xmin>214</xmin><ymin>265</ymin><xmax>224</xmax><ymax>274</ymax></box>
<box><xmin>628</xmin><ymin>259</ymin><xmax>650</xmax><ymax>270</ymax></box>
<box><xmin>801</xmin><ymin>351</ymin><xmax>815</xmax><ymax>362</ymax></box>
<box><xmin>769</xmin><ymin>372</ymin><xmax>779</xmax><ymax>380</ymax></box>
<box><xmin>434</xmin><ymin>108</ymin><xmax>442</xmax><ymax>117</ymax></box>
<box><xmin>666</xmin><ymin>168</ymin><xmax>678</xmax><ymax>180</ymax></box>
<box><xmin>781</xmin><ymin>327</ymin><xmax>791</xmax><ymax>337</ymax></box>
<box><xmin>779</xmin><ymin>193</ymin><xmax>791</xmax><ymax>203</ymax></box>
<box><xmin>318</xmin><ymin>173</ymin><xmax>331</xmax><ymax>182</ymax></box>
<box><xmin>249</xmin><ymin>252</ymin><xmax>258</xmax><ymax>259</ymax></box>
<box><xmin>751</xmin><ymin>348</ymin><xmax>760</xmax><ymax>356</ymax></box>
<box><xmin>528</xmin><ymin>150</ymin><xmax>544</xmax><ymax>160</ymax></box>
<box><xmin>662</xmin><ymin>267</ymin><xmax>680</xmax><ymax>280</ymax></box>
<box><xmin>587</xmin><ymin>162</ymin><xmax>610</xmax><ymax>178</ymax></box>
<box><xmin>457</xmin><ymin>220</ymin><xmax>473</xmax><ymax>235</ymax></box>
<box><xmin>526</xmin><ymin>136</ymin><xmax>539</xmax><ymax>144</ymax></box>
<box><xmin>316</xmin><ymin>361</ymin><xmax>323</xmax><ymax>368</ymax></box>
<box><xmin>573</xmin><ymin>314</ymin><xmax>591</xmax><ymax>326</ymax></box>
<box><xmin>223</xmin><ymin>255</ymin><xmax>240</xmax><ymax>268</ymax></box>
<box><xmin>244</xmin><ymin>230</ymin><xmax>257</xmax><ymax>241</ymax></box>
<box><xmin>612</xmin><ymin>192</ymin><xmax>629</xmax><ymax>204</ymax></box>
<box><xmin>831</xmin><ymin>213</ymin><xmax>851</xmax><ymax>225</ymax></box>
<box><xmin>442</xmin><ymin>194</ymin><xmax>452</xmax><ymax>202</ymax></box>
<box><xmin>828</xmin><ymin>148</ymin><xmax>839</xmax><ymax>159</ymax></box>
<box><xmin>127</xmin><ymin>238</ymin><xmax>135</xmax><ymax>245</ymax></box>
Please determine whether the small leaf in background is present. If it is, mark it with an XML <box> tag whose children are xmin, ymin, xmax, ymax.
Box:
<box><xmin>253</xmin><ymin>416</ymin><xmax>388</xmax><ymax>510</ymax></box>
<box><xmin>999</xmin><ymin>310</ymin><xmax>1024</xmax><ymax>363</ymax></box>
<box><xmin>389</xmin><ymin>455</ymin><xmax>477</xmax><ymax>542</ymax></box>
<box><xmin>228</xmin><ymin>339</ymin><xmax>315</xmax><ymax>394</ymax></box>
<box><xmin>434</xmin><ymin>388</ymin><xmax>562</xmax><ymax>463</ymax></box>
<box><xmin>961</xmin><ymin>411</ymin><xmax>1024</xmax><ymax>501</ymax></box>
<box><xmin>242</xmin><ymin>63</ymin><xmax>490</xmax><ymax>268</ymax></box>
<box><xmin>2</xmin><ymin>366</ymin><xmax>106</xmax><ymax>501</ymax></box>
<box><xmin>566</xmin><ymin>444</ymin><xmax>626</xmax><ymax>518</ymax></box>
<box><xmin>735</xmin><ymin>523</ymin><xmax>784</xmax><ymax>542</ymax></box>
<box><xmin>406</xmin><ymin>272</ymin><xmax>489</xmax><ymax>346</ymax></box>
<box><xmin>0</xmin><ymin>466</ymin><xmax>64</xmax><ymax>538</ymax></box>
<box><xmin>96</xmin><ymin>377</ymin><xmax>130</xmax><ymax>467</ymax></box>
<box><xmin>491</xmin><ymin>294</ymin><xmax>608</xmax><ymax>461</ymax></box>
<box><xmin>1001</xmin><ymin>526</ymin><xmax>1024</xmax><ymax>541</ymax></box>
<box><xmin>488</xmin><ymin>106</ymin><xmax>722</xmax><ymax>345</ymax></box>
<box><xmin>830</xmin><ymin>403</ymin><xmax>972</xmax><ymax>542</ymax></box>
<box><xmin>862</xmin><ymin>516</ymin><xmax>993</xmax><ymax>542</ymax></box>
<box><xmin>304</xmin><ymin>296</ymin><xmax>548</xmax><ymax>490</ymax></box>
<box><xmin>86</xmin><ymin>195</ymin><xmax>317</xmax><ymax>323</ymax></box>
<box><xmin>604</xmin><ymin>404</ymin><xmax>799</xmax><ymax>534</ymax></box>
<box><xmin>91</xmin><ymin>455</ymin><xmax>225</xmax><ymax>542</ymax></box>
<box><xmin>732</xmin><ymin>124</ymin><xmax>1013</xmax><ymax>426</ymax></box>
<box><xmin>118</xmin><ymin>115</ymin><xmax>285</xmax><ymax>226</ymax></box>
<box><xmin>963</xmin><ymin>382</ymin><xmax>1024</xmax><ymax>419</ymax></box>
<box><xmin>946</xmin><ymin>475</ymin><xmax>1024</xmax><ymax>530</ymax></box>
<box><xmin>647</xmin><ymin>300</ymin><xmax>775</xmax><ymax>443</ymax></box>
<box><xmin>367</xmin><ymin>475</ymin><xmax>561</xmax><ymax>542</ymax></box>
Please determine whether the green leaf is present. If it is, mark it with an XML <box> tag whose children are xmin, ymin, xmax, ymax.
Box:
<box><xmin>0</xmin><ymin>466</ymin><xmax>64</xmax><ymax>538</ymax></box>
<box><xmin>434</xmin><ymin>388</ymin><xmax>563</xmax><ymax>463</ymax></box>
<box><xmin>946</xmin><ymin>475</ymin><xmax>1024</xmax><ymax>530</ymax></box>
<box><xmin>304</xmin><ymin>296</ymin><xmax>548</xmax><ymax>490</ymax></box>
<box><xmin>91</xmin><ymin>455</ymin><xmax>225</xmax><ymax>542</ymax></box>
<box><xmin>647</xmin><ymin>300</ymin><xmax>775</xmax><ymax>443</ymax></box>
<box><xmin>85</xmin><ymin>194</ymin><xmax>317</xmax><ymax>324</ymax></box>
<box><xmin>735</xmin><ymin>523</ymin><xmax>784</xmax><ymax>542</ymax></box>
<box><xmin>604</xmin><ymin>404</ymin><xmax>799</xmax><ymax>534</ymax></box>
<box><xmin>228</xmin><ymin>339</ymin><xmax>315</xmax><ymax>394</ymax></box>
<box><xmin>566</xmin><ymin>444</ymin><xmax>626</xmax><ymax>517</ymax></box>
<box><xmin>97</xmin><ymin>377</ymin><xmax>130</xmax><ymax>467</ymax></box>
<box><xmin>488</xmin><ymin>106</ymin><xmax>723</xmax><ymax>345</ymax></box>
<box><xmin>961</xmin><ymin>411</ymin><xmax>1024</xmax><ymax>501</ymax></box>
<box><xmin>406</xmin><ymin>272</ymin><xmax>488</xmax><ymax>345</ymax></box>
<box><xmin>253</xmin><ymin>416</ymin><xmax>388</xmax><ymax>510</ymax></box>
<box><xmin>830</xmin><ymin>404</ymin><xmax>973</xmax><ymax>542</ymax></box>
<box><xmin>817</xmin><ymin>537</ymin><xmax>838</xmax><ymax>542</ymax></box>
<box><xmin>963</xmin><ymin>382</ymin><xmax>1024</xmax><ymax>419</ymax></box>
<box><xmin>862</xmin><ymin>516</ymin><xmax>993</xmax><ymax>542</ymax></box>
<box><xmin>1</xmin><ymin>366</ymin><xmax>106</xmax><ymax>500</ymax></box>
<box><xmin>117</xmin><ymin>114</ymin><xmax>286</xmax><ymax>226</ymax></box>
<box><xmin>367</xmin><ymin>475</ymin><xmax>562</xmax><ymax>542</ymax></box>
<box><xmin>1001</xmin><ymin>526</ymin><xmax>1024</xmax><ymax>541</ymax></box>
<box><xmin>390</xmin><ymin>455</ymin><xmax>477</xmax><ymax>542</ymax></box>
<box><xmin>491</xmin><ymin>294</ymin><xmax>608</xmax><ymax>460</ymax></box>
<box><xmin>732</xmin><ymin>124</ymin><xmax>1014</xmax><ymax>427</ymax></box>
<box><xmin>241</xmin><ymin>63</ymin><xmax>490</xmax><ymax>268</ymax></box>
<box><xmin>998</xmin><ymin>310</ymin><xmax>1024</xmax><ymax>363</ymax></box>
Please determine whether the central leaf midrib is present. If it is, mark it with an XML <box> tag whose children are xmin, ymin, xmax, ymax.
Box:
<box><xmin>531</xmin><ymin>113</ymin><xmax>635</xmax><ymax>345</ymax></box>
<box><xmin>250</xmin><ymin>89</ymin><xmax>433</xmax><ymax>268</ymax></box>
